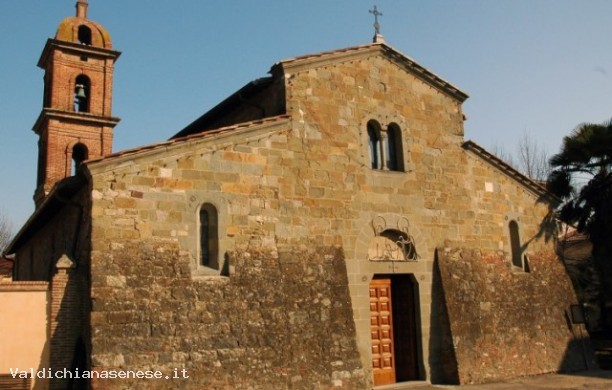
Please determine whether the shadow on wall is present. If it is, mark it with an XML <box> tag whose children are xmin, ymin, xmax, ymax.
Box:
<box><xmin>49</xmin><ymin>255</ymin><xmax>88</xmax><ymax>390</ymax></box>
<box><xmin>534</xmin><ymin>193</ymin><xmax>560</xmax><ymax>245</ymax></box>
<box><xmin>428</xmin><ymin>252</ymin><xmax>459</xmax><ymax>385</ymax></box>
<box><xmin>558</xmin><ymin>334</ymin><xmax>596</xmax><ymax>374</ymax></box>
<box><xmin>523</xmin><ymin>193</ymin><xmax>605</xmax><ymax>374</ymax></box>
<box><xmin>429</xmin><ymin>247</ymin><xmax>594</xmax><ymax>385</ymax></box>
<box><xmin>32</xmin><ymin>334</ymin><xmax>49</xmax><ymax>390</ymax></box>
<box><xmin>536</xmin><ymin>194</ymin><xmax>610</xmax><ymax>333</ymax></box>
<box><xmin>560</xmin><ymin>306</ymin><xmax>599</xmax><ymax>373</ymax></box>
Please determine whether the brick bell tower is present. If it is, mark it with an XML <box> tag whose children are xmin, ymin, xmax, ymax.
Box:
<box><xmin>33</xmin><ymin>0</ymin><xmax>120</xmax><ymax>207</ymax></box>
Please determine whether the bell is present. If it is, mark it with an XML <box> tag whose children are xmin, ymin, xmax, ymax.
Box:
<box><xmin>75</xmin><ymin>84</ymin><xmax>87</xmax><ymax>99</ymax></box>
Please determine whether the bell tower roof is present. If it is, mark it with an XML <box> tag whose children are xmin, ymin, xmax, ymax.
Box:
<box><xmin>54</xmin><ymin>0</ymin><xmax>112</xmax><ymax>49</ymax></box>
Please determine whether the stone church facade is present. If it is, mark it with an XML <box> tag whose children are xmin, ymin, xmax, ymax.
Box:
<box><xmin>5</xmin><ymin>2</ymin><xmax>588</xmax><ymax>389</ymax></box>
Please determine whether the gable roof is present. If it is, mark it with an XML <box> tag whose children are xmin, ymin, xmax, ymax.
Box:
<box><xmin>272</xmin><ymin>42</ymin><xmax>469</xmax><ymax>103</ymax></box>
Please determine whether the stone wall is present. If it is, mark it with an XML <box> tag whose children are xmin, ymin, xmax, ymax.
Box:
<box><xmin>279</xmin><ymin>47</ymin><xmax>559</xmax><ymax>382</ymax></box>
<box><xmin>436</xmin><ymin>248</ymin><xmax>589</xmax><ymax>384</ymax></box>
<box><xmin>89</xmin><ymin>241</ymin><xmax>366</xmax><ymax>389</ymax></box>
<box><xmin>83</xmin><ymin>48</ymin><xmax>573</xmax><ymax>387</ymax></box>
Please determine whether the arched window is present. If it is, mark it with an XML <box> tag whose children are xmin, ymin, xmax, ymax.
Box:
<box><xmin>74</xmin><ymin>75</ymin><xmax>90</xmax><ymax>113</ymax></box>
<box><xmin>78</xmin><ymin>25</ymin><xmax>92</xmax><ymax>45</ymax></box>
<box><xmin>199</xmin><ymin>204</ymin><xmax>219</xmax><ymax>269</ymax></box>
<box><xmin>509</xmin><ymin>220</ymin><xmax>523</xmax><ymax>268</ymax></box>
<box><xmin>385</xmin><ymin>123</ymin><xmax>404</xmax><ymax>171</ymax></box>
<box><xmin>368</xmin><ymin>120</ymin><xmax>382</xmax><ymax>169</ymax></box>
<box><xmin>72</xmin><ymin>143</ymin><xmax>88</xmax><ymax>175</ymax></box>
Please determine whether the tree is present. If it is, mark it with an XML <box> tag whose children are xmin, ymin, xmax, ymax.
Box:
<box><xmin>491</xmin><ymin>131</ymin><xmax>551</xmax><ymax>182</ymax></box>
<box><xmin>516</xmin><ymin>132</ymin><xmax>550</xmax><ymax>182</ymax></box>
<box><xmin>0</xmin><ymin>211</ymin><xmax>13</xmax><ymax>254</ymax></box>
<box><xmin>547</xmin><ymin>118</ymin><xmax>612</xmax><ymax>327</ymax></box>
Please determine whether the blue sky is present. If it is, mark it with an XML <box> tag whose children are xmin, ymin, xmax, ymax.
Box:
<box><xmin>1</xmin><ymin>0</ymin><xmax>611</xmax><ymax>229</ymax></box>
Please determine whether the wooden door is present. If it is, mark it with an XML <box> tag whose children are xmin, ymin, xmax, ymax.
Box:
<box><xmin>370</xmin><ymin>278</ymin><xmax>395</xmax><ymax>386</ymax></box>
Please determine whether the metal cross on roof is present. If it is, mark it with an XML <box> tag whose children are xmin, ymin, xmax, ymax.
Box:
<box><xmin>369</xmin><ymin>5</ymin><xmax>382</xmax><ymax>35</ymax></box>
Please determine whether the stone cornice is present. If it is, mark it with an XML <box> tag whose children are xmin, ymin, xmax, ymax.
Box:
<box><xmin>32</xmin><ymin>108</ymin><xmax>120</xmax><ymax>134</ymax></box>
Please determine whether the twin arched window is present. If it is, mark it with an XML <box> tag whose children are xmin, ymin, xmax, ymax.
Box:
<box><xmin>367</xmin><ymin>120</ymin><xmax>404</xmax><ymax>171</ymax></box>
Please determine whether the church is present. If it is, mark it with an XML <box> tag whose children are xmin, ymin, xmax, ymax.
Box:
<box><xmin>3</xmin><ymin>1</ymin><xmax>589</xmax><ymax>389</ymax></box>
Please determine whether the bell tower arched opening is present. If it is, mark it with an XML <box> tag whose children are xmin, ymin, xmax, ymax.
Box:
<box><xmin>71</xmin><ymin>143</ymin><xmax>88</xmax><ymax>175</ymax></box>
<box><xmin>78</xmin><ymin>25</ymin><xmax>92</xmax><ymax>45</ymax></box>
<box><xmin>74</xmin><ymin>75</ymin><xmax>90</xmax><ymax>113</ymax></box>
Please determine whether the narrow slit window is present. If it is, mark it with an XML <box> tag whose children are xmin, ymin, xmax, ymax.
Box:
<box><xmin>43</xmin><ymin>74</ymin><xmax>52</xmax><ymax>108</ymax></box>
<box><xmin>37</xmin><ymin>140</ymin><xmax>47</xmax><ymax>187</ymax></box>
<box><xmin>200</xmin><ymin>204</ymin><xmax>219</xmax><ymax>269</ymax></box>
<box><xmin>509</xmin><ymin>220</ymin><xmax>523</xmax><ymax>269</ymax></box>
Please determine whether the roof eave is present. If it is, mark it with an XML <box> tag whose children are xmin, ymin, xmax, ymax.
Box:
<box><xmin>33</xmin><ymin>108</ymin><xmax>120</xmax><ymax>134</ymax></box>
<box><xmin>37</xmin><ymin>38</ymin><xmax>121</xmax><ymax>68</ymax></box>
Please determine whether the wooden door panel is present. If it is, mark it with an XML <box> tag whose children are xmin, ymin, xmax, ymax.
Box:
<box><xmin>370</xmin><ymin>278</ymin><xmax>395</xmax><ymax>386</ymax></box>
